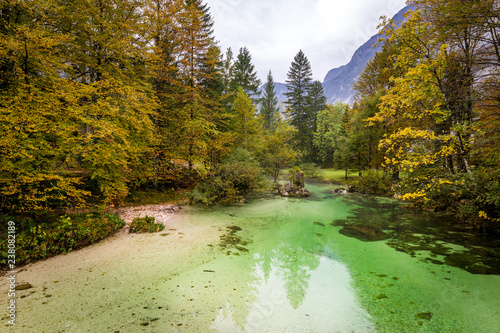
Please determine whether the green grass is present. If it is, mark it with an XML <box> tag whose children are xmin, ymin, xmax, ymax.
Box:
<box><xmin>321</xmin><ymin>169</ymin><xmax>359</xmax><ymax>184</ymax></box>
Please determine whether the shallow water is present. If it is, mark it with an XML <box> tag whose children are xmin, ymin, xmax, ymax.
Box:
<box><xmin>183</xmin><ymin>183</ymin><xmax>500</xmax><ymax>332</ymax></box>
<box><xmin>4</xmin><ymin>183</ymin><xmax>500</xmax><ymax>332</ymax></box>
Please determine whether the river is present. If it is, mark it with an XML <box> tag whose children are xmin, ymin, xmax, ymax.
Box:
<box><xmin>2</xmin><ymin>183</ymin><xmax>500</xmax><ymax>332</ymax></box>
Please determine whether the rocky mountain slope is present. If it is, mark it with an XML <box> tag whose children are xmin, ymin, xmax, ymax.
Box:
<box><xmin>322</xmin><ymin>5</ymin><xmax>412</xmax><ymax>104</ymax></box>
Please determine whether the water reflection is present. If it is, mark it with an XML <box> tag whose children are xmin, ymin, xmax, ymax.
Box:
<box><xmin>211</xmin><ymin>254</ymin><xmax>374</xmax><ymax>332</ymax></box>
<box><xmin>333</xmin><ymin>194</ymin><xmax>500</xmax><ymax>274</ymax></box>
<box><xmin>205</xmin><ymin>183</ymin><xmax>500</xmax><ymax>332</ymax></box>
<box><xmin>210</xmin><ymin>195</ymin><xmax>375</xmax><ymax>332</ymax></box>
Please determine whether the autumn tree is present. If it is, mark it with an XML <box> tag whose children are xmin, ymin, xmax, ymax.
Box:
<box><xmin>149</xmin><ymin>0</ymin><xmax>228</xmax><ymax>180</ymax></box>
<box><xmin>259</xmin><ymin>121</ymin><xmax>299</xmax><ymax>184</ymax></box>
<box><xmin>0</xmin><ymin>0</ymin><xmax>158</xmax><ymax>211</ymax></box>
<box><xmin>0</xmin><ymin>0</ymin><xmax>89</xmax><ymax>212</ymax></box>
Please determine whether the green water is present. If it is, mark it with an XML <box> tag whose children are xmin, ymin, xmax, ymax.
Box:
<box><xmin>177</xmin><ymin>183</ymin><xmax>500</xmax><ymax>332</ymax></box>
<box><xmin>6</xmin><ymin>183</ymin><xmax>500</xmax><ymax>332</ymax></box>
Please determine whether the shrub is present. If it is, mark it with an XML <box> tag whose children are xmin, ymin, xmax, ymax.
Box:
<box><xmin>129</xmin><ymin>215</ymin><xmax>165</xmax><ymax>233</ymax></box>
<box><xmin>393</xmin><ymin>169</ymin><xmax>500</xmax><ymax>234</ymax></box>
<box><xmin>299</xmin><ymin>163</ymin><xmax>324</xmax><ymax>182</ymax></box>
<box><xmin>191</xmin><ymin>148</ymin><xmax>267</xmax><ymax>206</ymax></box>
<box><xmin>347</xmin><ymin>170</ymin><xmax>393</xmax><ymax>196</ymax></box>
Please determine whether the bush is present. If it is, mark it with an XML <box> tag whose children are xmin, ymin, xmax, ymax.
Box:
<box><xmin>347</xmin><ymin>170</ymin><xmax>393</xmax><ymax>196</ymax></box>
<box><xmin>394</xmin><ymin>169</ymin><xmax>500</xmax><ymax>234</ymax></box>
<box><xmin>191</xmin><ymin>148</ymin><xmax>267</xmax><ymax>206</ymax></box>
<box><xmin>129</xmin><ymin>215</ymin><xmax>165</xmax><ymax>233</ymax></box>
<box><xmin>299</xmin><ymin>163</ymin><xmax>324</xmax><ymax>182</ymax></box>
<box><xmin>0</xmin><ymin>212</ymin><xmax>125</xmax><ymax>268</ymax></box>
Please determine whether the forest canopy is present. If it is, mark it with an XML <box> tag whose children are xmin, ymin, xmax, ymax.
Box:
<box><xmin>1</xmin><ymin>0</ymin><xmax>499</xmax><ymax>233</ymax></box>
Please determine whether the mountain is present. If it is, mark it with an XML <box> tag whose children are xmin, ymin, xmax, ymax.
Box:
<box><xmin>322</xmin><ymin>5</ymin><xmax>412</xmax><ymax>105</ymax></box>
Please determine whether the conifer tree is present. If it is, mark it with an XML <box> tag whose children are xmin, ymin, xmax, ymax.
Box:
<box><xmin>307</xmin><ymin>81</ymin><xmax>327</xmax><ymax>116</ymax></box>
<box><xmin>259</xmin><ymin>71</ymin><xmax>280</xmax><ymax>131</ymax></box>
<box><xmin>230</xmin><ymin>46</ymin><xmax>261</xmax><ymax>101</ymax></box>
<box><xmin>284</xmin><ymin>50</ymin><xmax>314</xmax><ymax>159</ymax></box>
<box><xmin>151</xmin><ymin>0</ymin><xmax>225</xmax><ymax>173</ymax></box>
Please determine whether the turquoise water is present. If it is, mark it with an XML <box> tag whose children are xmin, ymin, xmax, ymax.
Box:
<box><xmin>6</xmin><ymin>183</ymin><xmax>500</xmax><ymax>332</ymax></box>
<box><xmin>182</xmin><ymin>183</ymin><xmax>500</xmax><ymax>332</ymax></box>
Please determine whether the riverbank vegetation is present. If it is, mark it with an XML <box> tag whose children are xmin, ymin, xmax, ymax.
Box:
<box><xmin>1</xmin><ymin>0</ymin><xmax>499</xmax><ymax>262</ymax></box>
<box><xmin>345</xmin><ymin>0</ymin><xmax>500</xmax><ymax>233</ymax></box>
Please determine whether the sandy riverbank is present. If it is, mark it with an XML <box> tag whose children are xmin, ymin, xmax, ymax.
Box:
<box><xmin>0</xmin><ymin>203</ymin><xmax>229</xmax><ymax>332</ymax></box>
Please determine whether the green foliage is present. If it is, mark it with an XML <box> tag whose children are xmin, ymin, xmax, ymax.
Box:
<box><xmin>258</xmin><ymin>120</ymin><xmax>299</xmax><ymax>183</ymax></box>
<box><xmin>288</xmin><ymin>166</ymin><xmax>304</xmax><ymax>187</ymax></box>
<box><xmin>321</xmin><ymin>168</ymin><xmax>358</xmax><ymax>184</ymax></box>
<box><xmin>299</xmin><ymin>163</ymin><xmax>324</xmax><ymax>182</ymax></box>
<box><xmin>395</xmin><ymin>169</ymin><xmax>500</xmax><ymax>233</ymax></box>
<box><xmin>129</xmin><ymin>215</ymin><xmax>165</xmax><ymax>233</ymax></box>
<box><xmin>231</xmin><ymin>87</ymin><xmax>263</xmax><ymax>151</ymax></box>
<box><xmin>0</xmin><ymin>213</ymin><xmax>125</xmax><ymax>268</ymax></box>
<box><xmin>191</xmin><ymin>148</ymin><xmax>267</xmax><ymax>206</ymax></box>
<box><xmin>313</xmin><ymin>104</ymin><xmax>346</xmax><ymax>166</ymax></box>
<box><xmin>347</xmin><ymin>170</ymin><xmax>393</xmax><ymax>196</ymax></box>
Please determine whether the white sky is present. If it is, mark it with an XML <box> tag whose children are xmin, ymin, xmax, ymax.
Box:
<box><xmin>205</xmin><ymin>0</ymin><xmax>408</xmax><ymax>83</ymax></box>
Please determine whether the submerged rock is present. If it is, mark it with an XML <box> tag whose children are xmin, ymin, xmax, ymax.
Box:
<box><xmin>331</xmin><ymin>219</ymin><xmax>347</xmax><ymax>227</ymax></box>
<box><xmin>415</xmin><ymin>312</ymin><xmax>432</xmax><ymax>320</ymax></box>
<box><xmin>339</xmin><ymin>224</ymin><xmax>391</xmax><ymax>242</ymax></box>
<box><xmin>16</xmin><ymin>282</ymin><xmax>33</xmax><ymax>290</ymax></box>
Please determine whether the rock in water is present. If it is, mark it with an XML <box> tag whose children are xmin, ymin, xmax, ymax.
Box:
<box><xmin>277</xmin><ymin>167</ymin><xmax>311</xmax><ymax>197</ymax></box>
<box><xmin>339</xmin><ymin>224</ymin><xmax>391</xmax><ymax>242</ymax></box>
<box><xmin>16</xmin><ymin>282</ymin><xmax>33</xmax><ymax>290</ymax></box>
<box><xmin>415</xmin><ymin>312</ymin><xmax>432</xmax><ymax>320</ymax></box>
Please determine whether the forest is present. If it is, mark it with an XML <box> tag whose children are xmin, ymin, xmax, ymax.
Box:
<box><xmin>1</xmin><ymin>0</ymin><xmax>500</xmax><ymax>263</ymax></box>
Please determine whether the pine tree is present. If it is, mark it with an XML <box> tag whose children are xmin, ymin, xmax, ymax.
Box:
<box><xmin>259</xmin><ymin>71</ymin><xmax>280</xmax><ymax>131</ymax></box>
<box><xmin>230</xmin><ymin>46</ymin><xmax>261</xmax><ymax>101</ymax></box>
<box><xmin>284</xmin><ymin>50</ymin><xmax>314</xmax><ymax>159</ymax></box>
<box><xmin>307</xmin><ymin>81</ymin><xmax>327</xmax><ymax>115</ymax></box>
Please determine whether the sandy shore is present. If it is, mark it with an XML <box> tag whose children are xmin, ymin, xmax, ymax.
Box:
<box><xmin>0</xmin><ymin>203</ymin><xmax>229</xmax><ymax>332</ymax></box>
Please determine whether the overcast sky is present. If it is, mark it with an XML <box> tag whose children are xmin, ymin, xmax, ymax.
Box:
<box><xmin>205</xmin><ymin>0</ymin><xmax>408</xmax><ymax>83</ymax></box>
